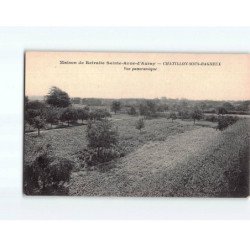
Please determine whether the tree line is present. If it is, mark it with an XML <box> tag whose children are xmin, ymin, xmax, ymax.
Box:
<box><xmin>25</xmin><ymin>87</ymin><xmax>111</xmax><ymax>135</ymax></box>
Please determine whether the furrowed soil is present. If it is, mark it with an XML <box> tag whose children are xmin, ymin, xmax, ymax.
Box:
<box><xmin>70</xmin><ymin>119</ymin><xmax>249</xmax><ymax>197</ymax></box>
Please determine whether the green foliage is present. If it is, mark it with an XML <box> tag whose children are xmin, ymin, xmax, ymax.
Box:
<box><xmin>24</xmin><ymin>144</ymin><xmax>74</xmax><ymax>195</ymax></box>
<box><xmin>135</xmin><ymin>118</ymin><xmax>145</xmax><ymax>132</ymax></box>
<box><xmin>46</xmin><ymin>86</ymin><xmax>71</xmax><ymax>108</ymax></box>
<box><xmin>111</xmin><ymin>101</ymin><xmax>121</xmax><ymax>114</ymax></box>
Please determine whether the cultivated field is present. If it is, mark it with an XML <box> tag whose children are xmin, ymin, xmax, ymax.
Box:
<box><xmin>24</xmin><ymin>114</ymin><xmax>249</xmax><ymax>197</ymax></box>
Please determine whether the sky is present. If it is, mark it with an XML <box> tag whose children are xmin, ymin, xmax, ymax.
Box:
<box><xmin>25</xmin><ymin>52</ymin><xmax>250</xmax><ymax>101</ymax></box>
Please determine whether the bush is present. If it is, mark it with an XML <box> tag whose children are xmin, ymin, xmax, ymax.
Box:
<box><xmin>78</xmin><ymin>119</ymin><xmax>120</xmax><ymax>169</ymax></box>
<box><xmin>78</xmin><ymin>147</ymin><xmax>122</xmax><ymax>169</ymax></box>
<box><xmin>178</xmin><ymin>110</ymin><xmax>191</xmax><ymax>120</ymax></box>
<box><xmin>89</xmin><ymin>109</ymin><xmax>111</xmax><ymax>120</ymax></box>
<box><xmin>204</xmin><ymin>115</ymin><xmax>218</xmax><ymax>123</ymax></box>
<box><xmin>24</xmin><ymin>144</ymin><xmax>74</xmax><ymax>195</ymax></box>
<box><xmin>217</xmin><ymin>115</ymin><xmax>239</xmax><ymax>131</ymax></box>
<box><xmin>191</xmin><ymin>109</ymin><xmax>203</xmax><ymax>124</ymax></box>
<box><xmin>87</xmin><ymin>119</ymin><xmax>118</xmax><ymax>151</ymax></box>
<box><xmin>111</xmin><ymin>101</ymin><xmax>121</xmax><ymax>114</ymax></box>
<box><xmin>135</xmin><ymin>118</ymin><xmax>145</xmax><ymax>132</ymax></box>
<box><xmin>169</xmin><ymin>112</ymin><xmax>177</xmax><ymax>122</ymax></box>
<box><xmin>128</xmin><ymin>106</ymin><xmax>137</xmax><ymax>116</ymax></box>
<box><xmin>139</xmin><ymin>101</ymin><xmax>157</xmax><ymax>118</ymax></box>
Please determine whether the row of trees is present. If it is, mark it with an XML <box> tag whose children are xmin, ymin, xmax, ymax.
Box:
<box><xmin>108</xmin><ymin>99</ymin><xmax>249</xmax><ymax>115</ymax></box>
<box><xmin>25</xmin><ymin>87</ymin><xmax>112</xmax><ymax>135</ymax></box>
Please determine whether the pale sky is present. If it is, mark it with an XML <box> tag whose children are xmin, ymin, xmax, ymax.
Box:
<box><xmin>25</xmin><ymin>52</ymin><xmax>250</xmax><ymax>101</ymax></box>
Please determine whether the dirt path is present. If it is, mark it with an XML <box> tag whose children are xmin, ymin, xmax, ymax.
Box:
<box><xmin>70</xmin><ymin>127</ymin><xmax>220</xmax><ymax>196</ymax></box>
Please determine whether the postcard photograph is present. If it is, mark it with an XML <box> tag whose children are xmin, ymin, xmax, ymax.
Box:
<box><xmin>24</xmin><ymin>51</ymin><xmax>249</xmax><ymax>197</ymax></box>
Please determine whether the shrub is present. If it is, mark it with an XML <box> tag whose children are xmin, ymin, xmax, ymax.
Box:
<box><xmin>217</xmin><ymin>115</ymin><xmax>239</xmax><ymax>131</ymax></box>
<box><xmin>139</xmin><ymin>101</ymin><xmax>157</xmax><ymax>118</ymax></box>
<box><xmin>178</xmin><ymin>110</ymin><xmax>191</xmax><ymax>120</ymax></box>
<box><xmin>111</xmin><ymin>101</ymin><xmax>121</xmax><ymax>114</ymax></box>
<box><xmin>217</xmin><ymin>106</ymin><xmax>228</xmax><ymax>115</ymax></box>
<box><xmin>191</xmin><ymin>109</ymin><xmax>203</xmax><ymax>124</ymax></box>
<box><xmin>78</xmin><ymin>147</ymin><xmax>122</xmax><ymax>169</ymax></box>
<box><xmin>87</xmin><ymin>119</ymin><xmax>118</xmax><ymax>152</ymax></box>
<box><xmin>24</xmin><ymin>144</ymin><xmax>74</xmax><ymax>195</ymax></box>
<box><xmin>204</xmin><ymin>115</ymin><xmax>218</xmax><ymax>123</ymax></box>
<box><xmin>89</xmin><ymin>109</ymin><xmax>111</xmax><ymax>120</ymax></box>
<box><xmin>135</xmin><ymin>118</ymin><xmax>145</xmax><ymax>132</ymax></box>
<box><xmin>78</xmin><ymin>119</ymin><xmax>120</xmax><ymax>169</ymax></box>
<box><xmin>128</xmin><ymin>106</ymin><xmax>137</xmax><ymax>116</ymax></box>
<box><xmin>169</xmin><ymin>112</ymin><xmax>177</xmax><ymax>122</ymax></box>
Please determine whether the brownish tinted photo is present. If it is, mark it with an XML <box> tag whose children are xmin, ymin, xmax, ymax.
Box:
<box><xmin>24</xmin><ymin>52</ymin><xmax>249</xmax><ymax>197</ymax></box>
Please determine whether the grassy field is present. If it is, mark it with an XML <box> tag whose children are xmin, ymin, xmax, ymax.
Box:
<box><xmin>24</xmin><ymin>114</ymin><xmax>249</xmax><ymax>197</ymax></box>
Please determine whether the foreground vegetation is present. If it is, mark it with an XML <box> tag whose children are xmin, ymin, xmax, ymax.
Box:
<box><xmin>24</xmin><ymin>87</ymin><xmax>249</xmax><ymax>196</ymax></box>
<box><xmin>70</xmin><ymin>119</ymin><xmax>249</xmax><ymax>197</ymax></box>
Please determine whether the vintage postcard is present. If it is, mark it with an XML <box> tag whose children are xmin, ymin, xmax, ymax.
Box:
<box><xmin>24</xmin><ymin>51</ymin><xmax>249</xmax><ymax>197</ymax></box>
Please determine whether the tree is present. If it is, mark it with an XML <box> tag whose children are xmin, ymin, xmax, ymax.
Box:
<box><xmin>157</xmin><ymin>104</ymin><xmax>168</xmax><ymax>112</ymax></box>
<box><xmin>222</xmin><ymin>102</ymin><xmax>235</xmax><ymax>111</ymax></box>
<box><xmin>146</xmin><ymin>100</ymin><xmax>157</xmax><ymax>116</ymax></box>
<box><xmin>135</xmin><ymin>118</ymin><xmax>145</xmax><ymax>133</ymax></box>
<box><xmin>111</xmin><ymin>101</ymin><xmax>121</xmax><ymax>114</ymax></box>
<box><xmin>60</xmin><ymin>107</ymin><xmax>78</xmax><ymax>126</ymax></box>
<box><xmin>128</xmin><ymin>106</ymin><xmax>137</xmax><ymax>116</ymax></box>
<box><xmin>236</xmin><ymin>100</ymin><xmax>250</xmax><ymax>111</ymax></box>
<box><xmin>87</xmin><ymin>119</ymin><xmax>118</xmax><ymax>156</ymax></box>
<box><xmin>191</xmin><ymin>109</ymin><xmax>203</xmax><ymax>124</ymax></box>
<box><xmin>32</xmin><ymin>116</ymin><xmax>46</xmax><ymax>136</ymax></box>
<box><xmin>217</xmin><ymin>106</ymin><xmax>227</xmax><ymax>115</ymax></box>
<box><xmin>77</xmin><ymin>108</ymin><xmax>89</xmax><ymax>123</ymax></box>
<box><xmin>46</xmin><ymin>86</ymin><xmax>71</xmax><ymax>108</ymax></box>
<box><xmin>139</xmin><ymin>101</ymin><xmax>157</xmax><ymax>118</ymax></box>
<box><xmin>24</xmin><ymin>144</ymin><xmax>74</xmax><ymax>195</ymax></box>
<box><xmin>169</xmin><ymin>112</ymin><xmax>177</xmax><ymax>122</ymax></box>
<box><xmin>89</xmin><ymin>109</ymin><xmax>111</xmax><ymax>120</ymax></box>
<box><xmin>26</xmin><ymin>100</ymin><xmax>46</xmax><ymax>115</ymax></box>
<box><xmin>45</xmin><ymin>107</ymin><xmax>60</xmax><ymax>128</ymax></box>
<box><xmin>139</xmin><ymin>103</ymin><xmax>150</xmax><ymax>117</ymax></box>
